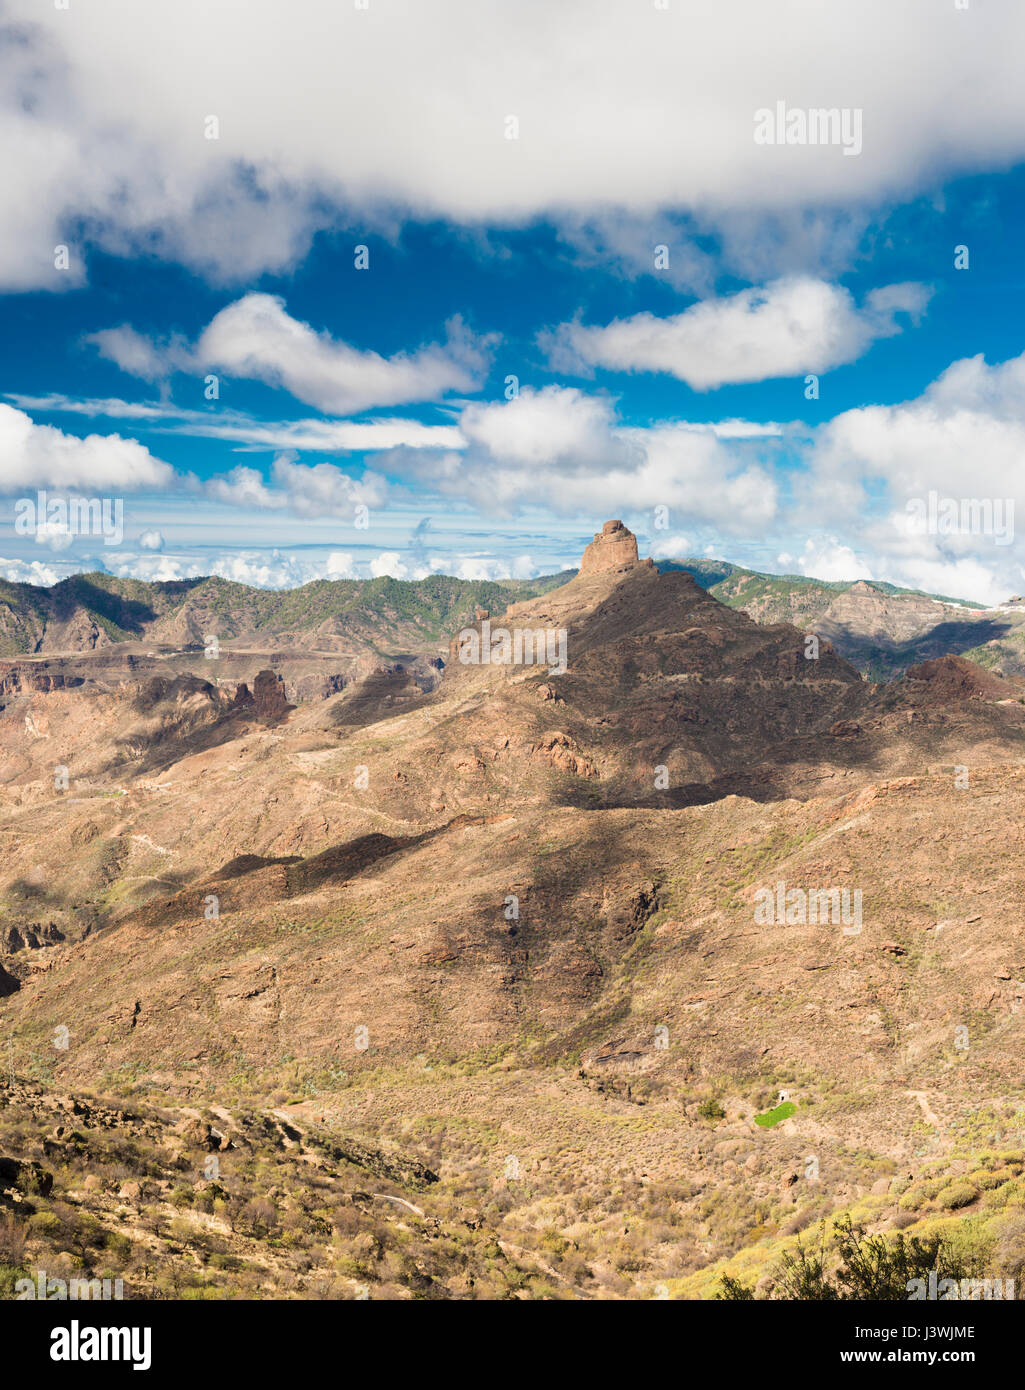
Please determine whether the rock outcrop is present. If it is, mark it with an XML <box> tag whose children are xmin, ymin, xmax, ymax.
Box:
<box><xmin>252</xmin><ymin>669</ymin><xmax>294</xmax><ymax>724</ymax></box>
<box><xmin>0</xmin><ymin>922</ymin><xmax>65</xmax><ymax>953</ymax></box>
<box><xmin>579</xmin><ymin>520</ymin><xmax>642</xmax><ymax>575</ymax></box>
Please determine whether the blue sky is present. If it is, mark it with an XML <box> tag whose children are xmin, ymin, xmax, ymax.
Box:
<box><xmin>3</xmin><ymin>0</ymin><xmax>1025</xmax><ymax>604</ymax></box>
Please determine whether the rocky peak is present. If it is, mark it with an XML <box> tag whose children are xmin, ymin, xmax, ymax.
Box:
<box><xmin>579</xmin><ymin>520</ymin><xmax>642</xmax><ymax>575</ymax></box>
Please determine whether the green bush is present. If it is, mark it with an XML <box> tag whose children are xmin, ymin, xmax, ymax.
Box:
<box><xmin>0</xmin><ymin>1264</ymin><xmax>27</xmax><ymax>1299</ymax></box>
<box><xmin>937</xmin><ymin>1182</ymin><xmax>980</xmax><ymax>1211</ymax></box>
<box><xmin>717</xmin><ymin>1214</ymin><xmax>988</xmax><ymax>1301</ymax></box>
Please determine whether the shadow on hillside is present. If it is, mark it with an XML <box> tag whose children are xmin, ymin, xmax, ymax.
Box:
<box><xmin>328</xmin><ymin>668</ymin><xmax>428</xmax><ymax>728</ymax></box>
<box><xmin>826</xmin><ymin>617</ymin><xmax>1013</xmax><ymax>677</ymax></box>
<box><xmin>562</xmin><ymin>721</ymin><xmax>900</xmax><ymax>811</ymax></box>
<box><xmin>52</xmin><ymin>576</ymin><xmax>161</xmax><ymax>635</ymax></box>
<box><xmin>107</xmin><ymin>818</ymin><xmax>489</xmax><ymax>932</ymax></box>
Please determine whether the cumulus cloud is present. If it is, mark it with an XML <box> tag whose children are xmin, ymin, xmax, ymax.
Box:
<box><xmin>90</xmin><ymin>296</ymin><xmax>495</xmax><ymax>415</ymax></box>
<box><xmin>138</xmin><ymin>529</ymin><xmax>164</xmax><ymax>551</ymax></box>
<box><xmin>772</xmin><ymin>348</ymin><xmax>1025</xmax><ymax>604</ymax></box>
<box><xmin>0</xmin><ymin>402</ymin><xmax>175</xmax><ymax>494</ymax></box>
<box><xmin>458</xmin><ymin>387</ymin><xmax>636</xmax><ymax>470</ymax></box>
<box><xmin>795</xmin><ymin>537</ymin><xmax>867</xmax><ymax>583</ymax></box>
<box><xmin>792</xmin><ymin>533</ymin><xmax>1018</xmax><ymax>608</ymax></box>
<box><xmin>193</xmin><ymin>296</ymin><xmax>494</xmax><ymax>414</ymax></box>
<box><xmin>205</xmin><ymin>465</ymin><xmax>285</xmax><ymax>511</ymax></box>
<box><xmin>268</xmin><ymin>454</ymin><xmax>388</xmax><ymax>517</ymax></box>
<box><xmin>447</xmin><ymin>553</ymin><xmax>537</xmax><ymax>582</ymax></box>
<box><xmin>101</xmin><ymin>549</ymin><xmax>361</xmax><ymax>588</ymax></box>
<box><xmin>203</xmin><ymin>455</ymin><xmax>387</xmax><ymax>518</ymax></box>
<box><xmin>0</xmin><ymin>543</ymin><xmax>543</xmax><ymax>590</ymax></box>
<box><xmin>808</xmin><ymin>347</ymin><xmax>1025</xmax><ymax>525</ymax></box>
<box><xmin>384</xmin><ymin>386</ymin><xmax>778</xmax><ymax>533</ymax></box>
<box><xmin>543</xmin><ymin>278</ymin><xmax>931</xmax><ymax>389</ymax></box>
<box><xmin>5</xmin><ymin>1</ymin><xmax>1025</xmax><ymax>287</ymax></box>
<box><xmin>0</xmin><ymin>555</ymin><xmax>79</xmax><ymax>586</ymax></box>
<box><xmin>86</xmin><ymin>325</ymin><xmax>193</xmax><ymax>382</ymax></box>
<box><xmin>651</xmin><ymin>534</ymin><xmax>692</xmax><ymax>560</ymax></box>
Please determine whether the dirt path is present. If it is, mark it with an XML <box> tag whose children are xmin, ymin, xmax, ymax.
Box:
<box><xmin>905</xmin><ymin>1090</ymin><xmax>942</xmax><ymax>1128</ymax></box>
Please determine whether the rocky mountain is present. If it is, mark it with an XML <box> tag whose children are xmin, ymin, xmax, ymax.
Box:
<box><xmin>669</xmin><ymin>559</ymin><xmax>1025</xmax><ymax>680</ymax></box>
<box><xmin>0</xmin><ymin>570</ymin><xmax>571</xmax><ymax>709</ymax></box>
<box><xmin>2</xmin><ymin>523</ymin><xmax>1025</xmax><ymax>1300</ymax></box>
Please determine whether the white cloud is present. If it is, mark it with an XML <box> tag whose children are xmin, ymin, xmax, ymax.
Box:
<box><xmin>32</xmin><ymin>518</ymin><xmax>76</xmax><ymax>552</ymax></box>
<box><xmin>543</xmin><ymin>278</ymin><xmax>931</xmax><ymax>389</ymax></box>
<box><xmin>194</xmin><ymin>295</ymin><xmax>494</xmax><ymax>414</ymax></box>
<box><xmin>368</xmin><ymin>551</ymin><xmax>410</xmax><ymax>580</ymax></box>
<box><xmin>679</xmin><ymin>419</ymin><xmax>784</xmax><ymax>439</ymax></box>
<box><xmin>203</xmin><ymin>455</ymin><xmax>387</xmax><ymax>518</ymax></box>
<box><xmin>6</xmin><ymin>394</ymin><xmax>182</xmax><ymax>422</ymax></box>
<box><xmin>385</xmin><ymin>386</ymin><xmax>778</xmax><ymax>533</ymax></box>
<box><xmin>5</xmin><ymin>394</ymin><xmax>465</xmax><ymax>452</ymax></box>
<box><xmin>187</xmin><ymin>416</ymin><xmax>466</xmax><ymax>453</ymax></box>
<box><xmin>0</xmin><ymin>555</ymin><xmax>77</xmax><ymax>586</ymax></box>
<box><xmin>795</xmin><ymin>537</ymin><xmax>867</xmax><ymax>583</ymax></box>
<box><xmin>81</xmin><ymin>545</ymin><xmax>540</xmax><ymax>588</ymax></box>
<box><xmin>101</xmin><ymin>548</ymin><xmax>362</xmax><ymax>588</ymax></box>
<box><xmin>268</xmin><ymin>455</ymin><xmax>388</xmax><ymax>517</ymax></box>
<box><xmin>5</xmin><ymin>1</ymin><xmax>1025</xmax><ymax>287</ymax></box>
<box><xmin>808</xmin><ymin>346</ymin><xmax>1025</xmax><ymax>523</ymax></box>
<box><xmin>651</xmin><ymin>534</ymin><xmax>691</xmax><ymax>559</ymax></box>
<box><xmin>205</xmin><ymin>466</ymin><xmax>285</xmax><ymax>511</ymax></box>
<box><xmin>86</xmin><ymin>325</ymin><xmax>192</xmax><ymax>382</ymax></box>
<box><xmin>0</xmin><ymin>403</ymin><xmax>175</xmax><ymax>494</ymax></box>
<box><xmin>367</xmin><ymin>549</ymin><xmax>537</xmax><ymax>582</ymax></box>
<box><xmin>138</xmin><ymin>529</ymin><xmax>164</xmax><ymax>551</ymax></box>
<box><xmin>88</xmin><ymin>296</ymin><xmax>495</xmax><ymax>415</ymax></box>
<box><xmin>450</xmin><ymin>553</ymin><xmax>537</xmax><ymax>581</ymax></box>
<box><xmin>793</xmin><ymin>533</ymin><xmax>1017</xmax><ymax>608</ymax></box>
<box><xmin>458</xmin><ymin>387</ymin><xmax>635</xmax><ymax>469</ymax></box>
<box><xmin>324</xmin><ymin>551</ymin><xmax>357</xmax><ymax>578</ymax></box>
<box><xmin>0</xmin><ymin>540</ymin><xmax>551</xmax><ymax>590</ymax></box>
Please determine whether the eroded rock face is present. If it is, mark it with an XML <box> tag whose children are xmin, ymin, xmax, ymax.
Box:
<box><xmin>252</xmin><ymin>669</ymin><xmax>293</xmax><ymax>723</ymax></box>
<box><xmin>579</xmin><ymin>520</ymin><xmax>640</xmax><ymax>575</ymax></box>
<box><xmin>0</xmin><ymin>665</ymin><xmax>85</xmax><ymax>697</ymax></box>
<box><xmin>0</xmin><ymin>922</ymin><xmax>65</xmax><ymax>954</ymax></box>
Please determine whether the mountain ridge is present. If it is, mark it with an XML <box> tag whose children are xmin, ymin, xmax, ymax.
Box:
<box><xmin>3</xmin><ymin>522</ymin><xmax>1025</xmax><ymax>1300</ymax></box>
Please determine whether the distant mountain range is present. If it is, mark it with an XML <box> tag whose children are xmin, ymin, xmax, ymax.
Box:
<box><xmin>661</xmin><ymin>559</ymin><xmax>1023</xmax><ymax>680</ymax></box>
<box><xmin>0</xmin><ymin>569</ymin><xmax>573</xmax><ymax>704</ymax></box>
<box><xmin>0</xmin><ymin>570</ymin><xmax>570</xmax><ymax>657</ymax></box>
<box><xmin>1</xmin><ymin>559</ymin><xmax>1021</xmax><ymax>687</ymax></box>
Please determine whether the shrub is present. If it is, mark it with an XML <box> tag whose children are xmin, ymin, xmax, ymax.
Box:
<box><xmin>0</xmin><ymin>1213</ymin><xmax>27</xmax><ymax>1267</ymax></box>
<box><xmin>718</xmin><ymin>1214</ymin><xmax>988</xmax><ymax>1301</ymax></box>
<box><xmin>937</xmin><ymin>1182</ymin><xmax>980</xmax><ymax>1211</ymax></box>
<box><xmin>0</xmin><ymin>1264</ymin><xmax>26</xmax><ymax>1299</ymax></box>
